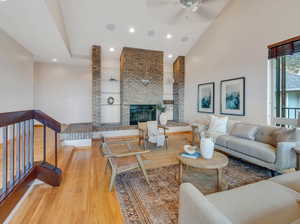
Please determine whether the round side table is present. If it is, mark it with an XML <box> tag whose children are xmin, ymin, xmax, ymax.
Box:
<box><xmin>177</xmin><ymin>152</ymin><xmax>229</xmax><ymax>191</ymax></box>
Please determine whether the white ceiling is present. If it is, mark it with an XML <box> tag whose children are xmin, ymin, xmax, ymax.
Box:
<box><xmin>0</xmin><ymin>0</ymin><xmax>230</xmax><ymax>64</ymax></box>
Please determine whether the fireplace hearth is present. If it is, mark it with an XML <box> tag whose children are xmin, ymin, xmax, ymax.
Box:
<box><xmin>130</xmin><ymin>105</ymin><xmax>156</xmax><ymax>125</ymax></box>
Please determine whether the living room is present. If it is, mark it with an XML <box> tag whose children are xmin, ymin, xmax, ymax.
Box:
<box><xmin>0</xmin><ymin>0</ymin><xmax>300</xmax><ymax>223</ymax></box>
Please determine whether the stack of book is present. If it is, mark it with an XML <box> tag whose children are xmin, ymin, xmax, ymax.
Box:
<box><xmin>180</xmin><ymin>152</ymin><xmax>201</xmax><ymax>159</ymax></box>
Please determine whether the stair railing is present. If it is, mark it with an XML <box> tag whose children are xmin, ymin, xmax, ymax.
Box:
<box><xmin>0</xmin><ymin>110</ymin><xmax>61</xmax><ymax>222</ymax></box>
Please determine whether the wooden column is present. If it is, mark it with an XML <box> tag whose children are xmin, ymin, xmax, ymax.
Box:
<box><xmin>173</xmin><ymin>56</ymin><xmax>185</xmax><ymax>122</ymax></box>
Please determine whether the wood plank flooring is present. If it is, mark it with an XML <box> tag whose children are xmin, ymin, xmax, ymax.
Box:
<box><xmin>7</xmin><ymin>130</ymin><xmax>191</xmax><ymax>224</ymax></box>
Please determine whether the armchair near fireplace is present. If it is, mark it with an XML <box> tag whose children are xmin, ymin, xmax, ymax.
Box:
<box><xmin>138</xmin><ymin>121</ymin><xmax>168</xmax><ymax>150</ymax></box>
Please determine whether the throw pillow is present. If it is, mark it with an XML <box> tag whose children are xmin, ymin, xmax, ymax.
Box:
<box><xmin>208</xmin><ymin>116</ymin><xmax>228</xmax><ymax>134</ymax></box>
<box><xmin>230</xmin><ymin>123</ymin><xmax>259</xmax><ymax>141</ymax></box>
<box><xmin>271</xmin><ymin>128</ymin><xmax>297</xmax><ymax>146</ymax></box>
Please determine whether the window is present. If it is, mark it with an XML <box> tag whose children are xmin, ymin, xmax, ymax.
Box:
<box><xmin>269</xmin><ymin>36</ymin><xmax>300</xmax><ymax>125</ymax></box>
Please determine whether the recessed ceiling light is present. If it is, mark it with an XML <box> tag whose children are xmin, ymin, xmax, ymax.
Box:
<box><xmin>109</xmin><ymin>47</ymin><xmax>115</xmax><ymax>52</ymax></box>
<box><xmin>52</xmin><ymin>58</ymin><xmax>57</xmax><ymax>62</ymax></box>
<box><xmin>106</xmin><ymin>24</ymin><xmax>116</xmax><ymax>31</ymax></box>
<box><xmin>181</xmin><ymin>36</ymin><xmax>189</xmax><ymax>42</ymax></box>
<box><xmin>166</xmin><ymin>33</ymin><xmax>173</xmax><ymax>39</ymax></box>
<box><xmin>129</xmin><ymin>27</ymin><xmax>135</xmax><ymax>33</ymax></box>
<box><xmin>168</xmin><ymin>54</ymin><xmax>173</xmax><ymax>58</ymax></box>
<box><xmin>147</xmin><ymin>30</ymin><xmax>155</xmax><ymax>37</ymax></box>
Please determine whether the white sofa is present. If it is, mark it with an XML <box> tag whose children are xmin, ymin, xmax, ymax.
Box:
<box><xmin>179</xmin><ymin>171</ymin><xmax>300</xmax><ymax>224</ymax></box>
<box><xmin>192</xmin><ymin>118</ymin><xmax>297</xmax><ymax>173</ymax></box>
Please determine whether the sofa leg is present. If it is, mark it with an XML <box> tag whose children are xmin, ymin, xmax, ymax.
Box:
<box><xmin>270</xmin><ymin>170</ymin><xmax>275</xmax><ymax>177</ymax></box>
<box><xmin>270</xmin><ymin>170</ymin><xmax>280</xmax><ymax>177</ymax></box>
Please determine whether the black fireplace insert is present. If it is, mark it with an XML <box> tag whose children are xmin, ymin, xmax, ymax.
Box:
<box><xmin>130</xmin><ymin>105</ymin><xmax>156</xmax><ymax>125</ymax></box>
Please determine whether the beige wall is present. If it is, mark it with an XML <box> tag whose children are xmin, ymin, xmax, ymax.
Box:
<box><xmin>0</xmin><ymin>28</ymin><xmax>34</xmax><ymax>113</ymax></box>
<box><xmin>34</xmin><ymin>62</ymin><xmax>92</xmax><ymax>124</ymax></box>
<box><xmin>185</xmin><ymin>0</ymin><xmax>300</xmax><ymax>124</ymax></box>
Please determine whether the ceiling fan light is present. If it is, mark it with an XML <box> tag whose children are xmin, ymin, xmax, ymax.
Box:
<box><xmin>179</xmin><ymin>0</ymin><xmax>199</xmax><ymax>8</ymax></box>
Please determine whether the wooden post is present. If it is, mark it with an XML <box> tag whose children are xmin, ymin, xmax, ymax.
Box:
<box><xmin>55</xmin><ymin>132</ymin><xmax>58</xmax><ymax>168</ymax></box>
<box><xmin>43</xmin><ymin>125</ymin><xmax>46</xmax><ymax>162</ymax></box>
<box><xmin>2</xmin><ymin>127</ymin><xmax>8</xmax><ymax>193</ymax></box>
<box><xmin>9</xmin><ymin>125</ymin><xmax>15</xmax><ymax>187</ymax></box>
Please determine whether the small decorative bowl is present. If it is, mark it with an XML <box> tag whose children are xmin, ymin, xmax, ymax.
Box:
<box><xmin>184</xmin><ymin>145</ymin><xmax>197</xmax><ymax>154</ymax></box>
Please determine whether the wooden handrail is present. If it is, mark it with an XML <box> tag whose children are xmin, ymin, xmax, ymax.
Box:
<box><xmin>34</xmin><ymin>110</ymin><xmax>61</xmax><ymax>132</ymax></box>
<box><xmin>0</xmin><ymin>110</ymin><xmax>61</xmax><ymax>133</ymax></box>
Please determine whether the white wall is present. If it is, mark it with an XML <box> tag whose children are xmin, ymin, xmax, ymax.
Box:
<box><xmin>34</xmin><ymin>58</ymin><xmax>174</xmax><ymax>125</ymax></box>
<box><xmin>0</xmin><ymin>28</ymin><xmax>34</xmax><ymax>143</ymax></box>
<box><xmin>185</xmin><ymin>0</ymin><xmax>300</xmax><ymax>124</ymax></box>
<box><xmin>0</xmin><ymin>28</ymin><xmax>34</xmax><ymax>112</ymax></box>
<box><xmin>34</xmin><ymin>62</ymin><xmax>91</xmax><ymax>124</ymax></box>
<box><xmin>101</xmin><ymin>58</ymin><xmax>121</xmax><ymax>123</ymax></box>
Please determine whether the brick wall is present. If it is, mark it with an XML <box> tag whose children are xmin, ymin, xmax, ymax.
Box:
<box><xmin>120</xmin><ymin>47</ymin><xmax>164</xmax><ymax>125</ymax></box>
<box><xmin>92</xmin><ymin>45</ymin><xmax>101</xmax><ymax>127</ymax></box>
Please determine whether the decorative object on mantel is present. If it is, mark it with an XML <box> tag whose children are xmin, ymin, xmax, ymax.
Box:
<box><xmin>200</xmin><ymin>132</ymin><xmax>215</xmax><ymax>160</ymax></box>
<box><xmin>220</xmin><ymin>77</ymin><xmax>245</xmax><ymax>116</ymax></box>
<box><xmin>156</xmin><ymin>103</ymin><xmax>168</xmax><ymax>125</ymax></box>
<box><xmin>141</xmin><ymin>79</ymin><xmax>151</xmax><ymax>86</ymax></box>
<box><xmin>109</xmin><ymin>76</ymin><xmax>118</xmax><ymax>82</ymax></box>
<box><xmin>198</xmin><ymin>82</ymin><xmax>215</xmax><ymax>114</ymax></box>
<box><xmin>107</xmin><ymin>97</ymin><xmax>115</xmax><ymax>105</ymax></box>
<box><xmin>163</xmin><ymin>100</ymin><xmax>174</xmax><ymax>105</ymax></box>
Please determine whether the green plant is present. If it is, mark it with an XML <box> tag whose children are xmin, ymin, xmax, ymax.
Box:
<box><xmin>156</xmin><ymin>103</ymin><xmax>166</xmax><ymax>113</ymax></box>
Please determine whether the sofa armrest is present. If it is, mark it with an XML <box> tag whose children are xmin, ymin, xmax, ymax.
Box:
<box><xmin>179</xmin><ymin>183</ymin><xmax>232</xmax><ymax>224</ymax></box>
<box><xmin>275</xmin><ymin>142</ymin><xmax>297</xmax><ymax>171</ymax></box>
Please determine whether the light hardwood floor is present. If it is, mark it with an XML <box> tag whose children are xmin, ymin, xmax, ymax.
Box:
<box><xmin>7</xmin><ymin>129</ymin><xmax>191</xmax><ymax>224</ymax></box>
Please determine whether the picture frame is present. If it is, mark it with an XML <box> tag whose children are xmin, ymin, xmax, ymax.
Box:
<box><xmin>220</xmin><ymin>77</ymin><xmax>245</xmax><ymax>116</ymax></box>
<box><xmin>197</xmin><ymin>82</ymin><xmax>215</xmax><ymax>114</ymax></box>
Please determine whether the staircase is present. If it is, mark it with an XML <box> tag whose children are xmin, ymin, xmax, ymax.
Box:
<box><xmin>0</xmin><ymin>110</ymin><xmax>62</xmax><ymax>222</ymax></box>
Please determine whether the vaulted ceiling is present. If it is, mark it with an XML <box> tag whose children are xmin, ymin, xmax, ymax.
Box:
<box><xmin>0</xmin><ymin>0</ymin><xmax>230</xmax><ymax>64</ymax></box>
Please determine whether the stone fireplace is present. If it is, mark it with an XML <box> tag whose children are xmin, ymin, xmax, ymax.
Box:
<box><xmin>120</xmin><ymin>47</ymin><xmax>163</xmax><ymax>125</ymax></box>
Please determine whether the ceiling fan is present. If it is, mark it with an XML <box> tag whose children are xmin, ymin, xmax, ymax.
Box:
<box><xmin>147</xmin><ymin>0</ymin><xmax>216</xmax><ymax>24</ymax></box>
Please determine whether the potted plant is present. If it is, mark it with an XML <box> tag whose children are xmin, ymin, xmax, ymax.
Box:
<box><xmin>156</xmin><ymin>103</ymin><xmax>168</xmax><ymax>125</ymax></box>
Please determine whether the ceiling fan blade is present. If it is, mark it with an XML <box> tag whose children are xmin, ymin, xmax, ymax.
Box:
<box><xmin>167</xmin><ymin>8</ymin><xmax>187</xmax><ymax>25</ymax></box>
<box><xmin>196</xmin><ymin>5</ymin><xmax>216</xmax><ymax>21</ymax></box>
<box><xmin>146</xmin><ymin>0</ymin><xmax>174</xmax><ymax>7</ymax></box>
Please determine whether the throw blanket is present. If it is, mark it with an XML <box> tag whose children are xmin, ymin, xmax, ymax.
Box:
<box><xmin>147</xmin><ymin>121</ymin><xmax>165</xmax><ymax>147</ymax></box>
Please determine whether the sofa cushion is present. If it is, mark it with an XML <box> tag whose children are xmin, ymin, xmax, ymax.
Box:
<box><xmin>230</xmin><ymin>123</ymin><xmax>259</xmax><ymax>140</ymax></box>
<box><xmin>207</xmin><ymin>180</ymin><xmax>300</xmax><ymax>224</ymax></box>
<box><xmin>270</xmin><ymin>171</ymin><xmax>300</xmax><ymax>193</ymax></box>
<box><xmin>227</xmin><ymin>136</ymin><xmax>276</xmax><ymax>163</ymax></box>
<box><xmin>255</xmin><ymin>126</ymin><xmax>278</xmax><ymax>146</ymax></box>
<box><xmin>226</xmin><ymin>120</ymin><xmax>241</xmax><ymax>134</ymax></box>
<box><xmin>179</xmin><ymin>183</ymin><xmax>232</xmax><ymax>224</ymax></box>
<box><xmin>215</xmin><ymin>135</ymin><xmax>232</xmax><ymax>147</ymax></box>
<box><xmin>271</xmin><ymin>128</ymin><xmax>297</xmax><ymax>146</ymax></box>
<box><xmin>208</xmin><ymin>115</ymin><xmax>228</xmax><ymax>134</ymax></box>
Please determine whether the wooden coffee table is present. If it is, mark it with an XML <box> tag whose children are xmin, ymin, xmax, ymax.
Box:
<box><xmin>177</xmin><ymin>151</ymin><xmax>229</xmax><ymax>191</ymax></box>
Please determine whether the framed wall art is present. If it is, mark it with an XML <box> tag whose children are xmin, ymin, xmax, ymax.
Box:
<box><xmin>220</xmin><ymin>77</ymin><xmax>245</xmax><ymax>116</ymax></box>
<box><xmin>198</xmin><ymin>82</ymin><xmax>215</xmax><ymax>114</ymax></box>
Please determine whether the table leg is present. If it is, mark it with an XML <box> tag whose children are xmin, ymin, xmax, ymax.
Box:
<box><xmin>191</xmin><ymin>126</ymin><xmax>196</xmax><ymax>146</ymax></box>
<box><xmin>217</xmin><ymin>168</ymin><xmax>222</xmax><ymax>191</ymax></box>
<box><xmin>297</xmin><ymin>153</ymin><xmax>300</xmax><ymax>171</ymax></box>
<box><xmin>179</xmin><ymin>161</ymin><xmax>183</xmax><ymax>184</ymax></box>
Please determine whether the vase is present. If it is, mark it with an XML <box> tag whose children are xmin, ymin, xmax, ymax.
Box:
<box><xmin>159</xmin><ymin>112</ymin><xmax>168</xmax><ymax>126</ymax></box>
<box><xmin>200</xmin><ymin>137</ymin><xmax>215</xmax><ymax>159</ymax></box>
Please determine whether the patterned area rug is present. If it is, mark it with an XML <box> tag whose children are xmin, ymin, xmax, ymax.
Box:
<box><xmin>115</xmin><ymin>157</ymin><xmax>272</xmax><ymax>224</ymax></box>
